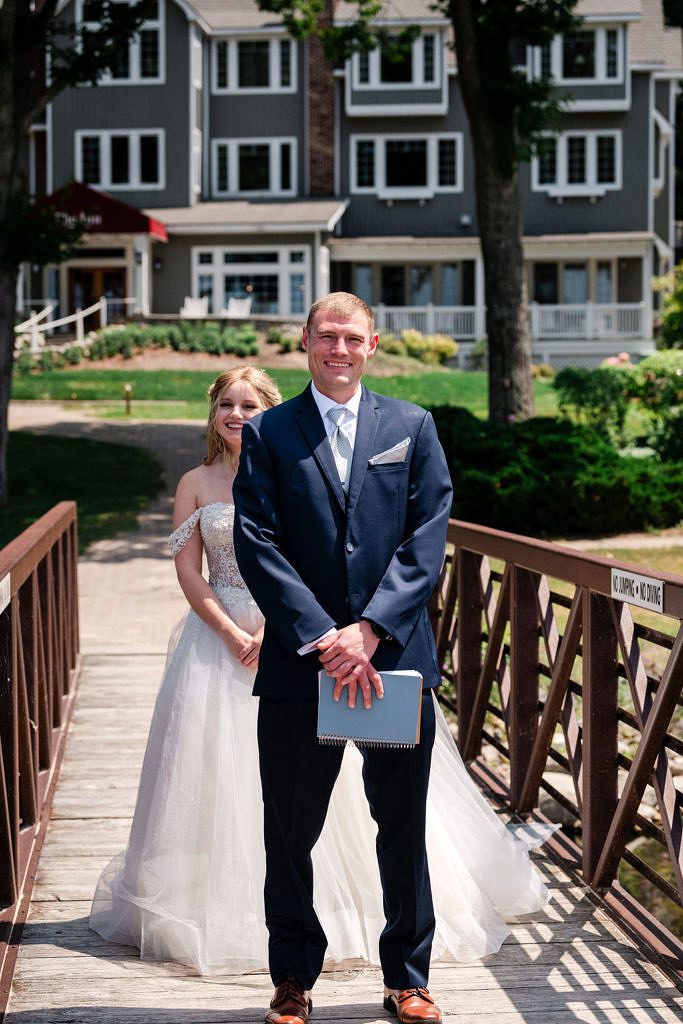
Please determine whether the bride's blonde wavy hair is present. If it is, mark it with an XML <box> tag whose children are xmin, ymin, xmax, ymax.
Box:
<box><xmin>204</xmin><ymin>367</ymin><xmax>282</xmax><ymax>469</ymax></box>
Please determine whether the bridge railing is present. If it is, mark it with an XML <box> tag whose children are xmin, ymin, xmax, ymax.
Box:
<box><xmin>0</xmin><ymin>503</ymin><xmax>79</xmax><ymax>976</ymax></box>
<box><xmin>435</xmin><ymin>519</ymin><xmax>683</xmax><ymax>975</ymax></box>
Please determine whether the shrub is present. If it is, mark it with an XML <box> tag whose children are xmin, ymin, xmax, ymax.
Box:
<box><xmin>64</xmin><ymin>346</ymin><xmax>83</xmax><ymax>365</ymax></box>
<box><xmin>653</xmin><ymin>262</ymin><xmax>683</xmax><ymax>348</ymax></box>
<box><xmin>635</xmin><ymin>350</ymin><xmax>683</xmax><ymax>414</ymax></box>
<box><xmin>470</xmin><ymin>337</ymin><xmax>487</xmax><ymax>370</ymax></box>
<box><xmin>553</xmin><ymin>365</ymin><xmax>636</xmax><ymax>443</ymax></box>
<box><xmin>400</xmin><ymin>329</ymin><xmax>458</xmax><ymax>365</ymax></box>
<box><xmin>532</xmin><ymin>363</ymin><xmax>555</xmax><ymax>380</ymax></box>
<box><xmin>14</xmin><ymin>345</ymin><xmax>35</xmax><ymax>377</ymax></box>
<box><xmin>264</xmin><ymin>325</ymin><xmax>301</xmax><ymax>352</ymax></box>
<box><xmin>379</xmin><ymin>333</ymin><xmax>406</xmax><ymax>356</ymax></box>
<box><xmin>279</xmin><ymin>332</ymin><xmax>301</xmax><ymax>353</ymax></box>
<box><xmin>431</xmin><ymin>407</ymin><xmax>683</xmax><ymax>538</ymax></box>
<box><xmin>650</xmin><ymin>407</ymin><xmax>683</xmax><ymax>462</ymax></box>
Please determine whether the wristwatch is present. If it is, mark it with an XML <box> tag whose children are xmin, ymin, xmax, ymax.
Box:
<box><xmin>363</xmin><ymin>618</ymin><xmax>394</xmax><ymax>643</ymax></box>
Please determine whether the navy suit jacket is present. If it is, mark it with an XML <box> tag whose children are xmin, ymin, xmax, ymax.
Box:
<box><xmin>233</xmin><ymin>383</ymin><xmax>453</xmax><ymax>700</ymax></box>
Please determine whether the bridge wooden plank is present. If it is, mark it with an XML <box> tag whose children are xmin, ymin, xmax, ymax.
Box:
<box><xmin>5</xmin><ymin>649</ymin><xmax>683</xmax><ymax>1024</ymax></box>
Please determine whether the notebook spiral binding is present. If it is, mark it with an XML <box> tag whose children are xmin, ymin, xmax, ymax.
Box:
<box><xmin>318</xmin><ymin>735</ymin><xmax>418</xmax><ymax>750</ymax></box>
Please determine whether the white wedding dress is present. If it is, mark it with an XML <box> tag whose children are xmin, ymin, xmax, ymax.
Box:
<box><xmin>90</xmin><ymin>502</ymin><xmax>552</xmax><ymax>975</ymax></box>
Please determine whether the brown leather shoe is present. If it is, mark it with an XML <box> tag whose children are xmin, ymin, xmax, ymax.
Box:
<box><xmin>383</xmin><ymin>987</ymin><xmax>442</xmax><ymax>1023</ymax></box>
<box><xmin>265</xmin><ymin>977</ymin><xmax>312</xmax><ymax>1024</ymax></box>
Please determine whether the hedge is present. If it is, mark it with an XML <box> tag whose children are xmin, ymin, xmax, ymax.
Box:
<box><xmin>431</xmin><ymin>407</ymin><xmax>683</xmax><ymax>538</ymax></box>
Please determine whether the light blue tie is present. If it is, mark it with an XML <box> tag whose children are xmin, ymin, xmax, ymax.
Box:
<box><xmin>327</xmin><ymin>407</ymin><xmax>353</xmax><ymax>492</ymax></box>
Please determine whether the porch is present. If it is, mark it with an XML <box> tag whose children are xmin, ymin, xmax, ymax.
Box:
<box><xmin>373</xmin><ymin>301</ymin><xmax>653</xmax><ymax>367</ymax></box>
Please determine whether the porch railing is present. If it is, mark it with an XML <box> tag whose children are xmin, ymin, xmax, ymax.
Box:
<box><xmin>373</xmin><ymin>303</ymin><xmax>646</xmax><ymax>342</ymax></box>
<box><xmin>434</xmin><ymin>520</ymin><xmax>683</xmax><ymax>974</ymax></box>
<box><xmin>0</xmin><ymin>504</ymin><xmax>79</xmax><ymax>985</ymax></box>
<box><xmin>529</xmin><ymin>302</ymin><xmax>645</xmax><ymax>339</ymax></box>
<box><xmin>374</xmin><ymin>304</ymin><xmax>481</xmax><ymax>339</ymax></box>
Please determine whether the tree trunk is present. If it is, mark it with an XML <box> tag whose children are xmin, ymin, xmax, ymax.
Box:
<box><xmin>0</xmin><ymin>267</ymin><xmax>18</xmax><ymax>506</ymax></box>
<box><xmin>450</xmin><ymin>0</ymin><xmax>535</xmax><ymax>423</ymax></box>
<box><xmin>474</xmin><ymin>156</ymin><xmax>535</xmax><ymax>424</ymax></box>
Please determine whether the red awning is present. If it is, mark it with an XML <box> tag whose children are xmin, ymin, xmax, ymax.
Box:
<box><xmin>44</xmin><ymin>181</ymin><xmax>168</xmax><ymax>242</ymax></box>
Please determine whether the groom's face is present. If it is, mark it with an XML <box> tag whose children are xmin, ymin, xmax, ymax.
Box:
<box><xmin>302</xmin><ymin>307</ymin><xmax>378</xmax><ymax>403</ymax></box>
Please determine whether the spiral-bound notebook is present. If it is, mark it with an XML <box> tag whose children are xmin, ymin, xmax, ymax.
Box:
<box><xmin>317</xmin><ymin>669</ymin><xmax>423</xmax><ymax>749</ymax></box>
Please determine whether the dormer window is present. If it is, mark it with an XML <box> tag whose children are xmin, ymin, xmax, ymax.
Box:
<box><xmin>532</xmin><ymin>27</ymin><xmax>623</xmax><ymax>84</ymax></box>
<box><xmin>352</xmin><ymin>32</ymin><xmax>441</xmax><ymax>89</ymax></box>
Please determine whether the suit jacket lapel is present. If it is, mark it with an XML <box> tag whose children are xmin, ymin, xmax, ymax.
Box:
<box><xmin>295</xmin><ymin>385</ymin><xmax>346</xmax><ymax>511</ymax></box>
<box><xmin>346</xmin><ymin>386</ymin><xmax>380</xmax><ymax>517</ymax></box>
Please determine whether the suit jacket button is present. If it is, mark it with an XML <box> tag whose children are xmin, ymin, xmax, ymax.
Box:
<box><xmin>346</xmin><ymin>542</ymin><xmax>354</xmax><ymax>553</ymax></box>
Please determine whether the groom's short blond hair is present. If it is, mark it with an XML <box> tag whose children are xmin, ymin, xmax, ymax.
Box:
<box><xmin>306</xmin><ymin>292</ymin><xmax>374</xmax><ymax>335</ymax></box>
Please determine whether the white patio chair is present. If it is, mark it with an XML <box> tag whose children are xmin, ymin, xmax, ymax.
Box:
<box><xmin>179</xmin><ymin>296</ymin><xmax>209</xmax><ymax>317</ymax></box>
<box><xmin>221</xmin><ymin>296</ymin><xmax>252</xmax><ymax>318</ymax></box>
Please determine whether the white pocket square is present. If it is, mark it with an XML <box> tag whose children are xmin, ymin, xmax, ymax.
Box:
<box><xmin>368</xmin><ymin>437</ymin><xmax>411</xmax><ymax>465</ymax></box>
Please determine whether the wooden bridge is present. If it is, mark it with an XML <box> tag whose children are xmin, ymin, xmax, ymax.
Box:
<box><xmin>1</xmin><ymin>495</ymin><xmax>682</xmax><ymax>1022</ymax></box>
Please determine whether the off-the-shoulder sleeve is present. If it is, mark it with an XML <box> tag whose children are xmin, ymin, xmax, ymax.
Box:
<box><xmin>168</xmin><ymin>508</ymin><xmax>202</xmax><ymax>556</ymax></box>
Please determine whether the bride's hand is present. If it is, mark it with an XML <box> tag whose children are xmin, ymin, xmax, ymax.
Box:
<box><xmin>225</xmin><ymin>627</ymin><xmax>260</xmax><ymax>668</ymax></box>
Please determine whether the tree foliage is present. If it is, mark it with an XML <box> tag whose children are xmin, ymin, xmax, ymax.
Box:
<box><xmin>0</xmin><ymin>0</ymin><xmax>150</xmax><ymax>504</ymax></box>
<box><xmin>0</xmin><ymin>1</ymin><xmax>149</xmax><ymax>269</ymax></box>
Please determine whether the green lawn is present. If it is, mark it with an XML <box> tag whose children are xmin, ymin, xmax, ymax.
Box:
<box><xmin>12</xmin><ymin>368</ymin><xmax>559</xmax><ymax>419</ymax></box>
<box><xmin>0</xmin><ymin>432</ymin><xmax>165</xmax><ymax>552</ymax></box>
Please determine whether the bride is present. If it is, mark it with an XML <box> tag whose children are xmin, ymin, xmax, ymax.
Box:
<box><xmin>90</xmin><ymin>365</ymin><xmax>551</xmax><ymax>976</ymax></box>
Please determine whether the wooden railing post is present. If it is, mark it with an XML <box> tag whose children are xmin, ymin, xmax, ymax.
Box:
<box><xmin>0</xmin><ymin>599</ymin><xmax>18</xmax><ymax>908</ymax></box>
<box><xmin>582</xmin><ymin>591</ymin><xmax>620</xmax><ymax>884</ymax></box>
<box><xmin>456</xmin><ymin>549</ymin><xmax>483</xmax><ymax>752</ymax></box>
<box><xmin>509</xmin><ymin>567</ymin><xmax>540</xmax><ymax>811</ymax></box>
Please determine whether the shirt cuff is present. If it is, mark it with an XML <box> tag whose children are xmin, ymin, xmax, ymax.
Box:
<box><xmin>297</xmin><ymin>628</ymin><xmax>337</xmax><ymax>656</ymax></box>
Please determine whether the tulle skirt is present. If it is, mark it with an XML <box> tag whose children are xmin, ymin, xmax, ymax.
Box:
<box><xmin>90</xmin><ymin>588</ymin><xmax>551</xmax><ymax>975</ymax></box>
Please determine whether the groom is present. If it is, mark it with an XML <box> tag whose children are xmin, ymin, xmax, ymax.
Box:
<box><xmin>233</xmin><ymin>292</ymin><xmax>452</xmax><ymax>1024</ymax></box>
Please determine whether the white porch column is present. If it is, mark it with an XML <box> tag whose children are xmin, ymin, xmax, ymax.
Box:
<box><xmin>15</xmin><ymin>265</ymin><xmax>25</xmax><ymax>315</ymax></box>
<box><xmin>474</xmin><ymin>251</ymin><xmax>486</xmax><ymax>339</ymax></box>
<box><xmin>134</xmin><ymin>236</ymin><xmax>151</xmax><ymax>317</ymax></box>
<box><xmin>642</xmin><ymin>247</ymin><xmax>653</xmax><ymax>341</ymax></box>
<box><xmin>314</xmin><ymin>232</ymin><xmax>330</xmax><ymax>300</ymax></box>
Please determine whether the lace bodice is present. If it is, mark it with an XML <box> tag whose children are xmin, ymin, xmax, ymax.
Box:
<box><xmin>169</xmin><ymin>502</ymin><xmax>248</xmax><ymax>592</ymax></box>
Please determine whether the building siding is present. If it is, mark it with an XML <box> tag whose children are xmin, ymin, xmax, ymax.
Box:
<box><xmin>51</xmin><ymin>0</ymin><xmax>191</xmax><ymax>208</ymax></box>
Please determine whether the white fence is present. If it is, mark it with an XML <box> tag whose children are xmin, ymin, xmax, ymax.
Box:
<box><xmin>14</xmin><ymin>296</ymin><xmax>137</xmax><ymax>352</ymax></box>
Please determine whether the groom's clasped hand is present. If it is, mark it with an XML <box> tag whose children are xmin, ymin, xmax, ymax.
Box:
<box><xmin>316</xmin><ymin>620</ymin><xmax>384</xmax><ymax>708</ymax></box>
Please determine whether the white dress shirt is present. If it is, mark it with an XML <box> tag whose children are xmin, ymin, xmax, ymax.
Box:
<box><xmin>296</xmin><ymin>383</ymin><xmax>362</xmax><ymax>656</ymax></box>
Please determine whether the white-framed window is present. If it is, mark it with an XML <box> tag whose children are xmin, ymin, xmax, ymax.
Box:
<box><xmin>212</xmin><ymin>37</ymin><xmax>296</xmax><ymax>93</ymax></box>
<box><xmin>211</xmin><ymin>138</ymin><xmax>296</xmax><ymax>197</ymax></box>
<box><xmin>350</xmin><ymin>133</ymin><xmax>463</xmax><ymax>198</ymax></box>
<box><xmin>531</xmin><ymin>27</ymin><xmax>624</xmax><ymax>84</ymax></box>
<box><xmin>192</xmin><ymin>246</ymin><xmax>309</xmax><ymax>316</ymax></box>
<box><xmin>352</xmin><ymin>31</ymin><xmax>441</xmax><ymax>89</ymax></box>
<box><xmin>75</xmin><ymin>129</ymin><xmax>165</xmax><ymax>189</ymax></box>
<box><xmin>78</xmin><ymin>0</ymin><xmax>165</xmax><ymax>85</ymax></box>
<box><xmin>532</xmin><ymin>131</ymin><xmax>621</xmax><ymax>196</ymax></box>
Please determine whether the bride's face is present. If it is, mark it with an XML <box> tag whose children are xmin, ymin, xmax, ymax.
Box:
<box><xmin>214</xmin><ymin>381</ymin><xmax>265</xmax><ymax>456</ymax></box>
